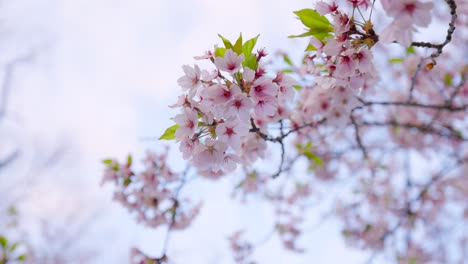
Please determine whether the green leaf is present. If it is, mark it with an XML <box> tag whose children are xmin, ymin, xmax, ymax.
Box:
<box><xmin>408</xmin><ymin>257</ymin><xmax>418</xmax><ymax>264</ymax></box>
<box><xmin>7</xmin><ymin>206</ymin><xmax>17</xmax><ymax>216</ymax></box>
<box><xmin>305</xmin><ymin>43</ymin><xmax>317</xmax><ymax>51</ymax></box>
<box><xmin>290</xmin><ymin>9</ymin><xmax>333</xmax><ymax>42</ymax></box>
<box><xmin>159</xmin><ymin>124</ymin><xmax>179</xmax><ymax>140</ymax></box>
<box><xmin>293</xmin><ymin>85</ymin><xmax>302</xmax><ymax>90</ymax></box>
<box><xmin>342</xmin><ymin>229</ymin><xmax>352</xmax><ymax>237</ymax></box>
<box><xmin>10</xmin><ymin>242</ymin><xmax>18</xmax><ymax>252</ymax></box>
<box><xmin>0</xmin><ymin>236</ymin><xmax>7</xmax><ymax>248</ymax></box>
<box><xmin>123</xmin><ymin>178</ymin><xmax>132</xmax><ymax>186</ymax></box>
<box><xmin>283</xmin><ymin>55</ymin><xmax>293</xmax><ymax>66</ymax></box>
<box><xmin>293</xmin><ymin>9</ymin><xmax>333</xmax><ymax>32</ymax></box>
<box><xmin>214</xmin><ymin>47</ymin><xmax>226</xmax><ymax>58</ymax></box>
<box><xmin>389</xmin><ymin>58</ymin><xmax>404</xmax><ymax>63</ymax></box>
<box><xmin>233</xmin><ymin>33</ymin><xmax>243</xmax><ymax>55</ymax></box>
<box><xmin>102</xmin><ymin>159</ymin><xmax>113</xmax><ymax>165</ymax></box>
<box><xmin>282</xmin><ymin>69</ymin><xmax>293</xmax><ymax>73</ymax></box>
<box><xmin>242</xmin><ymin>34</ymin><xmax>260</xmax><ymax>58</ymax></box>
<box><xmin>444</xmin><ymin>73</ymin><xmax>452</xmax><ymax>86</ymax></box>
<box><xmin>16</xmin><ymin>254</ymin><xmax>27</xmax><ymax>261</ymax></box>
<box><xmin>288</xmin><ymin>31</ymin><xmax>332</xmax><ymax>40</ymax></box>
<box><xmin>296</xmin><ymin>142</ymin><xmax>323</xmax><ymax>166</ymax></box>
<box><xmin>406</xmin><ymin>46</ymin><xmax>415</xmax><ymax>54</ymax></box>
<box><xmin>288</xmin><ymin>31</ymin><xmax>316</xmax><ymax>39</ymax></box>
<box><xmin>243</xmin><ymin>55</ymin><xmax>258</xmax><ymax>70</ymax></box>
<box><xmin>304</xmin><ymin>151</ymin><xmax>323</xmax><ymax>166</ymax></box>
<box><xmin>127</xmin><ymin>154</ymin><xmax>132</xmax><ymax>166</ymax></box>
<box><xmin>218</xmin><ymin>34</ymin><xmax>233</xmax><ymax>49</ymax></box>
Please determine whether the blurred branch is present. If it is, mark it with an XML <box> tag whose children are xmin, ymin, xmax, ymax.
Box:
<box><xmin>0</xmin><ymin>150</ymin><xmax>19</xmax><ymax>169</ymax></box>
<box><xmin>357</xmin><ymin>98</ymin><xmax>468</xmax><ymax>112</ymax></box>
<box><xmin>359</xmin><ymin>121</ymin><xmax>467</xmax><ymax>141</ymax></box>
<box><xmin>0</xmin><ymin>51</ymin><xmax>36</xmax><ymax>122</ymax></box>
<box><xmin>411</xmin><ymin>0</ymin><xmax>457</xmax><ymax>60</ymax></box>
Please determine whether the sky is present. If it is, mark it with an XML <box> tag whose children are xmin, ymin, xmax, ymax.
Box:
<box><xmin>0</xmin><ymin>0</ymin><xmax>382</xmax><ymax>263</ymax></box>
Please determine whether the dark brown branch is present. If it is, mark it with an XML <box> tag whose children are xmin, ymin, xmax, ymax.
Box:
<box><xmin>408</xmin><ymin>58</ymin><xmax>424</xmax><ymax>102</ymax></box>
<box><xmin>358</xmin><ymin>98</ymin><xmax>467</xmax><ymax>112</ymax></box>
<box><xmin>157</xmin><ymin>165</ymin><xmax>191</xmax><ymax>263</ymax></box>
<box><xmin>249</xmin><ymin>118</ymin><xmax>327</xmax><ymax>178</ymax></box>
<box><xmin>359</xmin><ymin>121</ymin><xmax>467</xmax><ymax>141</ymax></box>
<box><xmin>426</xmin><ymin>76</ymin><xmax>466</xmax><ymax>128</ymax></box>
<box><xmin>411</xmin><ymin>0</ymin><xmax>457</xmax><ymax>60</ymax></box>
<box><xmin>350</xmin><ymin>109</ymin><xmax>368</xmax><ymax>159</ymax></box>
<box><xmin>272</xmin><ymin>141</ymin><xmax>286</xmax><ymax>178</ymax></box>
<box><xmin>380</xmin><ymin>157</ymin><xmax>467</xmax><ymax>244</ymax></box>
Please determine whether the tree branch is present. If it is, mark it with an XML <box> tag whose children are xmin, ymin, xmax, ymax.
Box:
<box><xmin>411</xmin><ymin>0</ymin><xmax>457</xmax><ymax>60</ymax></box>
<box><xmin>0</xmin><ymin>52</ymin><xmax>36</xmax><ymax>122</ymax></box>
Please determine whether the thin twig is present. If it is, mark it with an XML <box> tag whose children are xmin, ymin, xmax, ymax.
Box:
<box><xmin>350</xmin><ymin>108</ymin><xmax>368</xmax><ymax>159</ymax></box>
<box><xmin>411</xmin><ymin>0</ymin><xmax>458</xmax><ymax>61</ymax></box>
<box><xmin>407</xmin><ymin>58</ymin><xmax>424</xmax><ymax>102</ymax></box>
<box><xmin>0</xmin><ymin>52</ymin><xmax>36</xmax><ymax>122</ymax></box>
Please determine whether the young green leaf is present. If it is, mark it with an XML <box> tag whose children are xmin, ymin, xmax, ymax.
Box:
<box><xmin>242</xmin><ymin>34</ymin><xmax>260</xmax><ymax>58</ymax></box>
<box><xmin>159</xmin><ymin>124</ymin><xmax>180</xmax><ymax>140</ymax></box>
<box><xmin>214</xmin><ymin>47</ymin><xmax>226</xmax><ymax>58</ymax></box>
<box><xmin>123</xmin><ymin>178</ymin><xmax>132</xmax><ymax>186</ymax></box>
<box><xmin>10</xmin><ymin>242</ymin><xmax>18</xmax><ymax>252</ymax></box>
<box><xmin>243</xmin><ymin>55</ymin><xmax>258</xmax><ymax>70</ymax></box>
<box><xmin>288</xmin><ymin>31</ymin><xmax>332</xmax><ymax>40</ymax></box>
<box><xmin>218</xmin><ymin>34</ymin><xmax>233</xmax><ymax>49</ymax></box>
<box><xmin>444</xmin><ymin>73</ymin><xmax>452</xmax><ymax>85</ymax></box>
<box><xmin>0</xmin><ymin>236</ymin><xmax>7</xmax><ymax>248</ymax></box>
<box><xmin>389</xmin><ymin>58</ymin><xmax>404</xmax><ymax>63</ymax></box>
<box><xmin>16</xmin><ymin>254</ymin><xmax>27</xmax><ymax>261</ymax></box>
<box><xmin>127</xmin><ymin>154</ymin><xmax>132</xmax><ymax>166</ymax></box>
<box><xmin>283</xmin><ymin>55</ymin><xmax>293</xmax><ymax>66</ymax></box>
<box><xmin>102</xmin><ymin>159</ymin><xmax>113</xmax><ymax>165</ymax></box>
<box><xmin>305</xmin><ymin>43</ymin><xmax>317</xmax><ymax>51</ymax></box>
<box><xmin>233</xmin><ymin>33</ymin><xmax>243</xmax><ymax>55</ymax></box>
<box><xmin>293</xmin><ymin>85</ymin><xmax>302</xmax><ymax>90</ymax></box>
<box><xmin>293</xmin><ymin>9</ymin><xmax>333</xmax><ymax>32</ymax></box>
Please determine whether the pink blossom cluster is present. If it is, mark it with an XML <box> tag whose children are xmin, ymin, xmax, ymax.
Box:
<box><xmin>172</xmin><ymin>48</ymin><xmax>296</xmax><ymax>177</ymax></box>
<box><xmin>228</xmin><ymin>230</ymin><xmax>254</xmax><ymax>264</ymax></box>
<box><xmin>380</xmin><ymin>0</ymin><xmax>434</xmax><ymax>46</ymax></box>
<box><xmin>102</xmin><ymin>151</ymin><xmax>200</xmax><ymax>229</ymax></box>
<box><xmin>291</xmin><ymin>3</ymin><xmax>379</xmax><ymax>127</ymax></box>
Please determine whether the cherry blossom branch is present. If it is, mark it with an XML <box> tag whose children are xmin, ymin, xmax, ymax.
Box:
<box><xmin>0</xmin><ymin>150</ymin><xmax>20</xmax><ymax>169</ymax></box>
<box><xmin>380</xmin><ymin>157</ymin><xmax>466</xmax><ymax>244</ymax></box>
<box><xmin>426</xmin><ymin>75</ymin><xmax>466</xmax><ymax>128</ymax></box>
<box><xmin>357</xmin><ymin>98</ymin><xmax>467</xmax><ymax>112</ymax></box>
<box><xmin>272</xmin><ymin>142</ymin><xmax>286</xmax><ymax>178</ymax></box>
<box><xmin>249</xmin><ymin>118</ymin><xmax>327</xmax><ymax>178</ymax></box>
<box><xmin>157</xmin><ymin>165</ymin><xmax>191</xmax><ymax>263</ymax></box>
<box><xmin>407</xmin><ymin>57</ymin><xmax>424</xmax><ymax>102</ymax></box>
<box><xmin>411</xmin><ymin>0</ymin><xmax>457</xmax><ymax>60</ymax></box>
<box><xmin>0</xmin><ymin>52</ymin><xmax>36</xmax><ymax>122</ymax></box>
<box><xmin>359</xmin><ymin>121</ymin><xmax>466</xmax><ymax>141</ymax></box>
<box><xmin>350</xmin><ymin>108</ymin><xmax>368</xmax><ymax>159</ymax></box>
